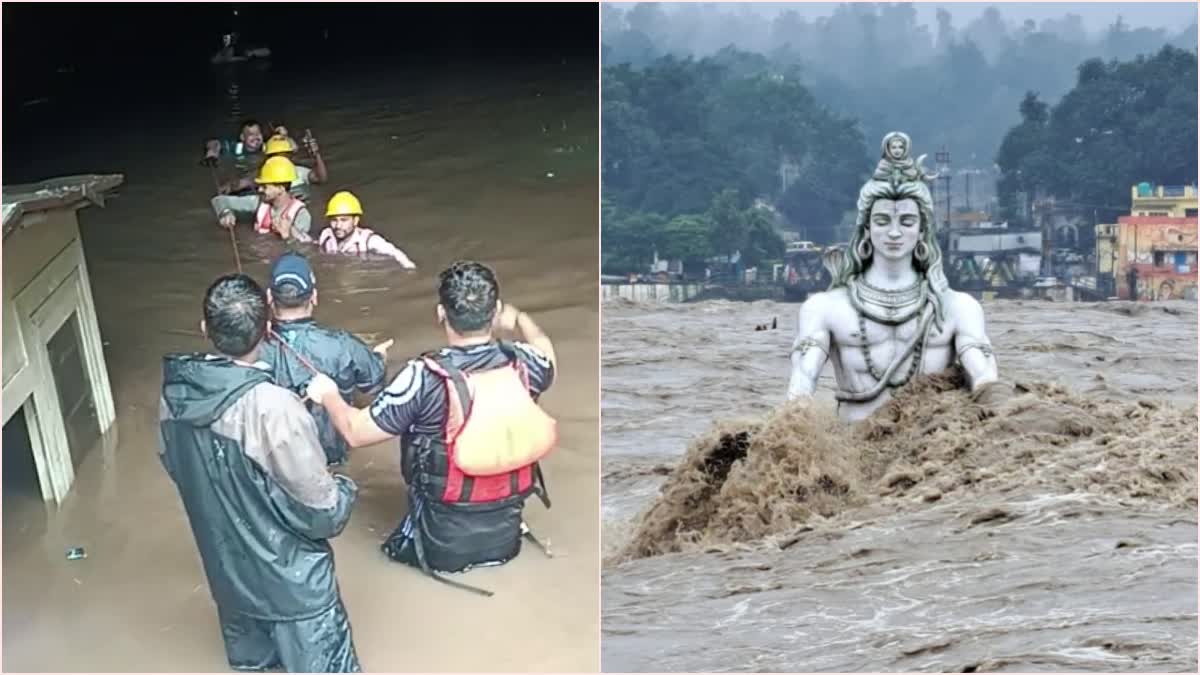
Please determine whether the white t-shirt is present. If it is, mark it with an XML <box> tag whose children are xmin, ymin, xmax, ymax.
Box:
<box><xmin>293</xmin><ymin>165</ymin><xmax>312</xmax><ymax>187</ymax></box>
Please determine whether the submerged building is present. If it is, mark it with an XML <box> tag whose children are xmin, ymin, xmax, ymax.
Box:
<box><xmin>2</xmin><ymin>174</ymin><xmax>122</xmax><ymax>504</ymax></box>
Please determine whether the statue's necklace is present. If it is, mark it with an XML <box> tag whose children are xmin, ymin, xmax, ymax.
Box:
<box><xmin>849</xmin><ymin>277</ymin><xmax>926</xmax><ymax>325</ymax></box>
<box><xmin>850</xmin><ymin>277</ymin><xmax>929</xmax><ymax>387</ymax></box>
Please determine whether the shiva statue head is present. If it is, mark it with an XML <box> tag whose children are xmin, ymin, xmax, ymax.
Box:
<box><xmin>831</xmin><ymin>137</ymin><xmax>951</xmax><ymax>324</ymax></box>
<box><xmin>835</xmin><ymin>179</ymin><xmax>944</xmax><ymax>284</ymax></box>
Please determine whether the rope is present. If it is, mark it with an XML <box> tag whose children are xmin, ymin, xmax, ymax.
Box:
<box><xmin>209</xmin><ymin>164</ymin><xmax>244</xmax><ymax>274</ymax></box>
<box><xmin>229</xmin><ymin>227</ymin><xmax>243</xmax><ymax>273</ymax></box>
<box><xmin>209</xmin><ymin>164</ymin><xmax>316</xmax><ymax>375</ymax></box>
<box><xmin>268</xmin><ymin>327</ymin><xmax>319</xmax><ymax>375</ymax></box>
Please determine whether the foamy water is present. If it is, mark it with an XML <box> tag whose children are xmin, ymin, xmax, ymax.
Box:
<box><xmin>601</xmin><ymin>298</ymin><xmax>1197</xmax><ymax>672</ymax></box>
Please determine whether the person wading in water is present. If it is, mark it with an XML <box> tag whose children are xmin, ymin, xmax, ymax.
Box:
<box><xmin>304</xmin><ymin>261</ymin><xmax>558</xmax><ymax>595</ymax></box>
<box><xmin>215</xmin><ymin>131</ymin><xmax>328</xmax><ymax>202</ymax></box>
<box><xmin>217</xmin><ymin>156</ymin><xmax>314</xmax><ymax>242</ymax></box>
<box><xmin>258</xmin><ymin>252</ymin><xmax>392</xmax><ymax>466</ymax></box>
<box><xmin>159</xmin><ymin>273</ymin><xmax>362</xmax><ymax>672</ymax></box>
<box><xmin>316</xmin><ymin>191</ymin><xmax>418</xmax><ymax>268</ymax></box>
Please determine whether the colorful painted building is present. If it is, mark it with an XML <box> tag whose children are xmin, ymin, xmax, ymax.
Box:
<box><xmin>1130</xmin><ymin>182</ymin><xmax>1199</xmax><ymax>218</ymax></box>
<box><xmin>1114</xmin><ymin>215</ymin><xmax>1198</xmax><ymax>300</ymax></box>
<box><xmin>1095</xmin><ymin>184</ymin><xmax>1198</xmax><ymax>301</ymax></box>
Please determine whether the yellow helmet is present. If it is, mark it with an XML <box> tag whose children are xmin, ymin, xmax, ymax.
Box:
<box><xmin>326</xmin><ymin>191</ymin><xmax>364</xmax><ymax>217</ymax></box>
<box><xmin>264</xmin><ymin>135</ymin><xmax>295</xmax><ymax>156</ymax></box>
<box><xmin>256</xmin><ymin>156</ymin><xmax>298</xmax><ymax>185</ymax></box>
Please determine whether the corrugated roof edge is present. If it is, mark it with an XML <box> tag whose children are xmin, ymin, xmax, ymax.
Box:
<box><xmin>1</xmin><ymin>173</ymin><xmax>125</xmax><ymax>240</ymax></box>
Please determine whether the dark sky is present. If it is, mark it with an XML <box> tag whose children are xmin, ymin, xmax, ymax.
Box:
<box><xmin>3</xmin><ymin>3</ymin><xmax>597</xmax><ymax>119</ymax></box>
<box><xmin>1</xmin><ymin>2</ymin><xmax>598</xmax><ymax>173</ymax></box>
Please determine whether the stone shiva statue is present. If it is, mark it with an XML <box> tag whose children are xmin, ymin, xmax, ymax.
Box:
<box><xmin>786</xmin><ymin>132</ymin><xmax>1000</xmax><ymax>421</ymax></box>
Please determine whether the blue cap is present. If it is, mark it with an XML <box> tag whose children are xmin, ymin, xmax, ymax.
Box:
<box><xmin>269</xmin><ymin>252</ymin><xmax>316</xmax><ymax>297</ymax></box>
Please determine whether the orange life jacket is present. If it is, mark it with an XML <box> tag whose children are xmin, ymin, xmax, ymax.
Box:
<box><xmin>404</xmin><ymin>346</ymin><xmax>556</xmax><ymax>506</ymax></box>
<box><xmin>254</xmin><ymin>198</ymin><xmax>307</xmax><ymax>237</ymax></box>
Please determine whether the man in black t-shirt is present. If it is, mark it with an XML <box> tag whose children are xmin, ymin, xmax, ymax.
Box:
<box><xmin>305</xmin><ymin>261</ymin><xmax>556</xmax><ymax>584</ymax></box>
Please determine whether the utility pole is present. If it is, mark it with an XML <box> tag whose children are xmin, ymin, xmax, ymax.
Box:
<box><xmin>935</xmin><ymin>148</ymin><xmax>951</xmax><ymax>231</ymax></box>
<box><xmin>1039</xmin><ymin>195</ymin><xmax>1054</xmax><ymax>277</ymax></box>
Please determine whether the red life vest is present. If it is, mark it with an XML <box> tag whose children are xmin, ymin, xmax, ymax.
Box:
<box><xmin>254</xmin><ymin>198</ymin><xmax>307</xmax><ymax>237</ymax></box>
<box><xmin>403</xmin><ymin>347</ymin><xmax>557</xmax><ymax>506</ymax></box>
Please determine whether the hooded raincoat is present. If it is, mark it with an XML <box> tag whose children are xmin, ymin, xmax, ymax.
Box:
<box><xmin>159</xmin><ymin>353</ymin><xmax>361</xmax><ymax>672</ymax></box>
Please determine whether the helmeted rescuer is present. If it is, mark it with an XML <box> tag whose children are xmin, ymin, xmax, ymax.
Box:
<box><xmin>258</xmin><ymin>252</ymin><xmax>391</xmax><ymax>466</ymax></box>
<box><xmin>304</xmin><ymin>261</ymin><xmax>558</xmax><ymax>594</ymax></box>
<box><xmin>209</xmin><ymin>126</ymin><xmax>326</xmax><ymax>216</ymax></box>
<box><xmin>259</xmin><ymin>133</ymin><xmax>327</xmax><ymax>200</ymax></box>
<box><xmin>317</xmin><ymin>191</ymin><xmax>418</xmax><ymax>268</ymax></box>
<box><xmin>158</xmin><ymin>273</ymin><xmax>361</xmax><ymax>672</ymax></box>
<box><xmin>264</xmin><ymin>135</ymin><xmax>298</xmax><ymax>156</ymax></box>
<box><xmin>218</xmin><ymin>156</ymin><xmax>314</xmax><ymax>242</ymax></box>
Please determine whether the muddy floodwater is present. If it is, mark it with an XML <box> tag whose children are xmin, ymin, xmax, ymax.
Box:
<box><xmin>602</xmin><ymin>297</ymin><xmax>1197</xmax><ymax>672</ymax></box>
<box><xmin>3</xmin><ymin>61</ymin><xmax>599</xmax><ymax>672</ymax></box>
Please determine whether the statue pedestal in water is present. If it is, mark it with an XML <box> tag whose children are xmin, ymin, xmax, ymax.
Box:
<box><xmin>2</xmin><ymin>174</ymin><xmax>122</xmax><ymax>504</ymax></box>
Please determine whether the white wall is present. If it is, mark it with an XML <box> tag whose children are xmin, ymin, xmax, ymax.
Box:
<box><xmin>601</xmin><ymin>283</ymin><xmax>703</xmax><ymax>302</ymax></box>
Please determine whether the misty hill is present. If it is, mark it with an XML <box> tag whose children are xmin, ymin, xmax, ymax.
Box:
<box><xmin>603</xmin><ymin>3</ymin><xmax>1197</xmax><ymax>173</ymax></box>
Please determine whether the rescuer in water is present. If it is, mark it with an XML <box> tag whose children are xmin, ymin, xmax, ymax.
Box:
<box><xmin>257</xmin><ymin>252</ymin><xmax>392</xmax><ymax>466</ymax></box>
<box><xmin>304</xmin><ymin>260</ymin><xmax>558</xmax><ymax>595</ymax></box>
<box><xmin>202</xmin><ymin>118</ymin><xmax>267</xmax><ymax>170</ymax></box>
<box><xmin>158</xmin><ymin>273</ymin><xmax>361</xmax><ymax>671</ymax></box>
<box><xmin>316</xmin><ymin>191</ymin><xmax>418</xmax><ymax>268</ymax></box>
<box><xmin>215</xmin><ymin>131</ymin><xmax>328</xmax><ymax>202</ymax></box>
<box><xmin>217</xmin><ymin>156</ymin><xmax>314</xmax><ymax>242</ymax></box>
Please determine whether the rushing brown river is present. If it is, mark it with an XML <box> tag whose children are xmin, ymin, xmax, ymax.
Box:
<box><xmin>3</xmin><ymin>59</ymin><xmax>599</xmax><ymax>672</ymax></box>
<box><xmin>602</xmin><ymin>297</ymin><xmax>1197</xmax><ymax>672</ymax></box>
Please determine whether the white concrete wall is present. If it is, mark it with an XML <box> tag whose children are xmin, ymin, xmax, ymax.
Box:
<box><xmin>601</xmin><ymin>283</ymin><xmax>703</xmax><ymax>303</ymax></box>
<box><xmin>955</xmin><ymin>231</ymin><xmax>1043</xmax><ymax>252</ymax></box>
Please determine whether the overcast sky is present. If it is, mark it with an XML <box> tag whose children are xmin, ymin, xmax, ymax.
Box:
<box><xmin>608</xmin><ymin>2</ymin><xmax>1198</xmax><ymax>34</ymax></box>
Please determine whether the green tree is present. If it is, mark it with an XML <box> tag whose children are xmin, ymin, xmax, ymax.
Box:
<box><xmin>741</xmin><ymin>207</ymin><xmax>785</xmax><ymax>267</ymax></box>
<box><xmin>997</xmin><ymin>46</ymin><xmax>1198</xmax><ymax>223</ymax></box>
<box><xmin>996</xmin><ymin>91</ymin><xmax>1053</xmax><ymax>222</ymax></box>
<box><xmin>601</xmin><ymin>48</ymin><xmax>867</xmax><ymax>261</ymax></box>
<box><xmin>601</xmin><ymin>200</ymin><xmax>664</xmax><ymax>275</ymax></box>
<box><xmin>603</xmin><ymin>4</ymin><xmax>1191</xmax><ymax>182</ymax></box>
<box><xmin>705</xmin><ymin>188</ymin><xmax>747</xmax><ymax>258</ymax></box>
<box><xmin>658</xmin><ymin>214</ymin><xmax>713</xmax><ymax>263</ymax></box>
